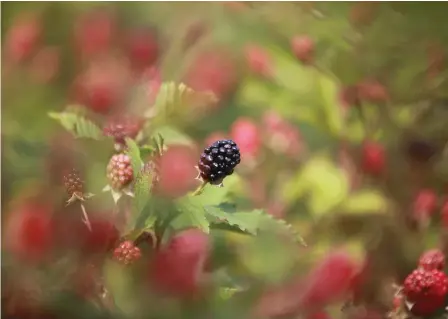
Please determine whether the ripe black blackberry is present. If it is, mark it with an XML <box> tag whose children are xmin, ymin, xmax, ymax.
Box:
<box><xmin>63</xmin><ymin>168</ymin><xmax>84</xmax><ymax>199</ymax></box>
<box><xmin>107</xmin><ymin>153</ymin><xmax>134</xmax><ymax>190</ymax></box>
<box><xmin>198</xmin><ymin>139</ymin><xmax>241</xmax><ymax>185</ymax></box>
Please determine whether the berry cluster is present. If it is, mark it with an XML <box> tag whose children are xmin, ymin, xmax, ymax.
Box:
<box><xmin>400</xmin><ymin>249</ymin><xmax>448</xmax><ymax>317</ymax></box>
<box><xmin>198</xmin><ymin>139</ymin><xmax>241</xmax><ymax>185</ymax></box>
<box><xmin>113</xmin><ymin>240</ymin><xmax>142</xmax><ymax>265</ymax></box>
<box><xmin>106</xmin><ymin>153</ymin><xmax>134</xmax><ymax>190</ymax></box>
<box><xmin>63</xmin><ymin>168</ymin><xmax>84</xmax><ymax>198</ymax></box>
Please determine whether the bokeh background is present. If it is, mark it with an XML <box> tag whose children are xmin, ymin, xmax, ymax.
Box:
<box><xmin>4</xmin><ymin>2</ymin><xmax>448</xmax><ymax>319</ymax></box>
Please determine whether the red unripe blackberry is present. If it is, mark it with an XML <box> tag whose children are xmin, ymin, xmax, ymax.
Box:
<box><xmin>419</xmin><ymin>249</ymin><xmax>446</xmax><ymax>271</ymax></box>
<box><xmin>244</xmin><ymin>44</ymin><xmax>273</xmax><ymax>77</ymax></box>
<box><xmin>291</xmin><ymin>36</ymin><xmax>315</xmax><ymax>64</ymax></box>
<box><xmin>107</xmin><ymin>153</ymin><xmax>134</xmax><ymax>190</ymax></box>
<box><xmin>361</xmin><ymin>141</ymin><xmax>385</xmax><ymax>176</ymax></box>
<box><xmin>403</xmin><ymin>268</ymin><xmax>448</xmax><ymax>316</ymax></box>
<box><xmin>198</xmin><ymin>139</ymin><xmax>241</xmax><ymax>185</ymax></box>
<box><xmin>125</xmin><ymin>27</ymin><xmax>159</xmax><ymax>71</ymax></box>
<box><xmin>63</xmin><ymin>168</ymin><xmax>84</xmax><ymax>198</ymax></box>
<box><xmin>358</xmin><ymin>80</ymin><xmax>389</xmax><ymax>103</ymax></box>
<box><xmin>103</xmin><ymin>115</ymin><xmax>144</xmax><ymax>145</ymax></box>
<box><xmin>113</xmin><ymin>240</ymin><xmax>142</xmax><ymax>265</ymax></box>
<box><xmin>230</xmin><ymin>118</ymin><xmax>261</xmax><ymax>159</ymax></box>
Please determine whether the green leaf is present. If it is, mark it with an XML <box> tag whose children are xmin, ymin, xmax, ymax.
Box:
<box><xmin>316</xmin><ymin>73</ymin><xmax>344</xmax><ymax>136</ymax></box>
<box><xmin>341</xmin><ymin>189</ymin><xmax>388</xmax><ymax>214</ymax></box>
<box><xmin>139</xmin><ymin>144</ymin><xmax>156</xmax><ymax>159</ymax></box>
<box><xmin>125</xmin><ymin>138</ymin><xmax>143</xmax><ymax>175</ymax></box>
<box><xmin>205</xmin><ymin>206</ymin><xmax>305</xmax><ymax>246</ymax></box>
<box><xmin>148</xmin><ymin>82</ymin><xmax>217</xmax><ymax>119</ymax></box>
<box><xmin>150</xmin><ymin>126</ymin><xmax>194</xmax><ymax>147</ymax></box>
<box><xmin>48</xmin><ymin>111</ymin><xmax>103</xmax><ymax>140</ymax></box>
<box><xmin>172</xmin><ymin>196</ymin><xmax>210</xmax><ymax>233</ymax></box>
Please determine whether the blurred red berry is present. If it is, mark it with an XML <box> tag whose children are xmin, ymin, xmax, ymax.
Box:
<box><xmin>441</xmin><ymin>201</ymin><xmax>448</xmax><ymax>228</ymax></box>
<box><xmin>299</xmin><ymin>251</ymin><xmax>359</xmax><ymax>309</ymax></box>
<box><xmin>361</xmin><ymin>141</ymin><xmax>385</xmax><ymax>176</ymax></box>
<box><xmin>339</xmin><ymin>85</ymin><xmax>359</xmax><ymax>109</ymax></box>
<box><xmin>74</xmin><ymin>9</ymin><xmax>115</xmax><ymax>59</ymax></box>
<box><xmin>3</xmin><ymin>201</ymin><xmax>54</xmax><ymax>262</ymax></box>
<box><xmin>72</xmin><ymin>56</ymin><xmax>131</xmax><ymax>114</ymax></box>
<box><xmin>125</xmin><ymin>27</ymin><xmax>159</xmax><ymax>71</ymax></box>
<box><xmin>185</xmin><ymin>49</ymin><xmax>237</xmax><ymax>99</ymax></box>
<box><xmin>413</xmin><ymin>189</ymin><xmax>437</xmax><ymax>220</ymax></box>
<box><xmin>79</xmin><ymin>218</ymin><xmax>119</xmax><ymax>255</ymax></box>
<box><xmin>358</xmin><ymin>80</ymin><xmax>389</xmax><ymax>103</ymax></box>
<box><xmin>103</xmin><ymin>115</ymin><xmax>144</xmax><ymax>145</ymax></box>
<box><xmin>307</xmin><ymin>311</ymin><xmax>331</xmax><ymax>319</ymax></box>
<box><xmin>244</xmin><ymin>44</ymin><xmax>273</xmax><ymax>77</ymax></box>
<box><xmin>404</xmin><ymin>268</ymin><xmax>448</xmax><ymax>316</ymax></box>
<box><xmin>113</xmin><ymin>240</ymin><xmax>142</xmax><ymax>265</ymax></box>
<box><xmin>5</xmin><ymin>12</ymin><xmax>41</xmax><ymax>63</ymax></box>
<box><xmin>230</xmin><ymin>117</ymin><xmax>261</xmax><ymax>159</ymax></box>
<box><xmin>419</xmin><ymin>249</ymin><xmax>445</xmax><ymax>271</ymax></box>
<box><xmin>262</xmin><ymin>111</ymin><xmax>303</xmax><ymax>157</ymax></box>
<box><xmin>393</xmin><ymin>295</ymin><xmax>403</xmax><ymax>310</ymax></box>
<box><xmin>291</xmin><ymin>36</ymin><xmax>315</xmax><ymax>64</ymax></box>
<box><xmin>29</xmin><ymin>46</ymin><xmax>59</xmax><ymax>83</ymax></box>
<box><xmin>156</xmin><ymin>145</ymin><xmax>199</xmax><ymax>198</ymax></box>
<box><xmin>149</xmin><ymin>228</ymin><xmax>210</xmax><ymax>297</ymax></box>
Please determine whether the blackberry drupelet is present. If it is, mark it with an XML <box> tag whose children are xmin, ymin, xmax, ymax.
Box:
<box><xmin>107</xmin><ymin>153</ymin><xmax>134</xmax><ymax>190</ymax></box>
<box><xmin>198</xmin><ymin>139</ymin><xmax>241</xmax><ymax>185</ymax></box>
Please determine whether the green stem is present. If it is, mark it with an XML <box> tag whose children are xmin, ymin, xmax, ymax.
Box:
<box><xmin>192</xmin><ymin>182</ymin><xmax>208</xmax><ymax>196</ymax></box>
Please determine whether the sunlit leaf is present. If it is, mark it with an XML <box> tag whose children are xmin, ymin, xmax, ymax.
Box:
<box><xmin>48</xmin><ymin>111</ymin><xmax>103</xmax><ymax>140</ymax></box>
<box><xmin>341</xmin><ymin>189</ymin><xmax>388</xmax><ymax>214</ymax></box>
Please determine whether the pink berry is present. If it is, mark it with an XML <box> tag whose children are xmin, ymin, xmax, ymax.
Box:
<box><xmin>149</xmin><ymin>228</ymin><xmax>210</xmax><ymax>297</ymax></box>
<box><xmin>262</xmin><ymin>111</ymin><xmax>302</xmax><ymax>157</ymax></box>
<box><xmin>419</xmin><ymin>249</ymin><xmax>445</xmax><ymax>271</ymax></box>
<box><xmin>185</xmin><ymin>49</ymin><xmax>237</xmax><ymax>99</ymax></box>
<box><xmin>358</xmin><ymin>80</ymin><xmax>389</xmax><ymax>103</ymax></box>
<box><xmin>413</xmin><ymin>189</ymin><xmax>437</xmax><ymax>220</ymax></box>
<box><xmin>244</xmin><ymin>44</ymin><xmax>273</xmax><ymax>77</ymax></box>
<box><xmin>230</xmin><ymin>117</ymin><xmax>261</xmax><ymax>159</ymax></box>
<box><xmin>156</xmin><ymin>145</ymin><xmax>198</xmax><ymax>198</ymax></box>
<box><xmin>291</xmin><ymin>36</ymin><xmax>315</xmax><ymax>64</ymax></box>
<box><xmin>300</xmin><ymin>251</ymin><xmax>359</xmax><ymax>309</ymax></box>
<box><xmin>3</xmin><ymin>200</ymin><xmax>54</xmax><ymax>262</ymax></box>
<box><xmin>4</xmin><ymin>12</ymin><xmax>41</xmax><ymax>63</ymax></box>
<box><xmin>74</xmin><ymin>9</ymin><xmax>115</xmax><ymax>59</ymax></box>
<box><xmin>125</xmin><ymin>27</ymin><xmax>159</xmax><ymax>71</ymax></box>
<box><xmin>113</xmin><ymin>240</ymin><xmax>142</xmax><ymax>265</ymax></box>
<box><xmin>361</xmin><ymin>141</ymin><xmax>385</xmax><ymax>176</ymax></box>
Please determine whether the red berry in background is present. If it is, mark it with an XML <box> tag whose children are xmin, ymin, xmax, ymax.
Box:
<box><xmin>413</xmin><ymin>189</ymin><xmax>437</xmax><ymax>220</ymax></box>
<box><xmin>403</xmin><ymin>268</ymin><xmax>448</xmax><ymax>317</ymax></box>
<box><xmin>291</xmin><ymin>35</ymin><xmax>315</xmax><ymax>64</ymax></box>
<box><xmin>299</xmin><ymin>250</ymin><xmax>360</xmax><ymax>310</ymax></box>
<box><xmin>339</xmin><ymin>85</ymin><xmax>360</xmax><ymax>109</ymax></box>
<box><xmin>418</xmin><ymin>249</ymin><xmax>445</xmax><ymax>271</ymax></box>
<box><xmin>307</xmin><ymin>311</ymin><xmax>331</xmax><ymax>319</ymax></box>
<box><xmin>29</xmin><ymin>46</ymin><xmax>59</xmax><ymax>84</ymax></box>
<box><xmin>4</xmin><ymin>12</ymin><xmax>41</xmax><ymax>63</ymax></box>
<box><xmin>358</xmin><ymin>80</ymin><xmax>389</xmax><ymax>103</ymax></box>
<box><xmin>74</xmin><ymin>8</ymin><xmax>115</xmax><ymax>59</ymax></box>
<box><xmin>230</xmin><ymin>117</ymin><xmax>261</xmax><ymax>159</ymax></box>
<box><xmin>262</xmin><ymin>111</ymin><xmax>303</xmax><ymax>157</ymax></box>
<box><xmin>149</xmin><ymin>228</ymin><xmax>210</xmax><ymax>297</ymax></box>
<box><xmin>107</xmin><ymin>153</ymin><xmax>134</xmax><ymax>190</ymax></box>
<box><xmin>103</xmin><ymin>115</ymin><xmax>144</xmax><ymax>145</ymax></box>
<box><xmin>156</xmin><ymin>145</ymin><xmax>198</xmax><ymax>198</ymax></box>
<box><xmin>244</xmin><ymin>44</ymin><xmax>273</xmax><ymax>77</ymax></box>
<box><xmin>3</xmin><ymin>201</ymin><xmax>54</xmax><ymax>262</ymax></box>
<box><xmin>80</xmin><ymin>218</ymin><xmax>119</xmax><ymax>255</ymax></box>
<box><xmin>72</xmin><ymin>56</ymin><xmax>131</xmax><ymax>114</ymax></box>
<box><xmin>185</xmin><ymin>49</ymin><xmax>237</xmax><ymax>99</ymax></box>
<box><xmin>361</xmin><ymin>141</ymin><xmax>385</xmax><ymax>176</ymax></box>
<box><xmin>113</xmin><ymin>240</ymin><xmax>142</xmax><ymax>265</ymax></box>
<box><xmin>125</xmin><ymin>27</ymin><xmax>159</xmax><ymax>71</ymax></box>
<box><xmin>349</xmin><ymin>2</ymin><xmax>379</xmax><ymax>27</ymax></box>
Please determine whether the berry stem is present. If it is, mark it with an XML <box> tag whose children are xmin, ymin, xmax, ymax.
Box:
<box><xmin>80</xmin><ymin>203</ymin><xmax>92</xmax><ymax>232</ymax></box>
<box><xmin>192</xmin><ymin>182</ymin><xmax>208</xmax><ymax>196</ymax></box>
